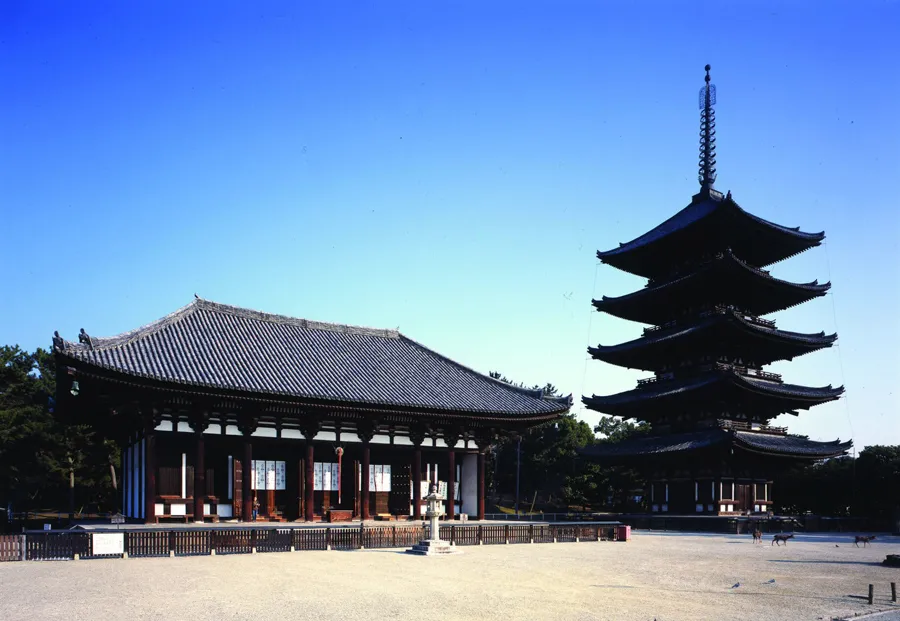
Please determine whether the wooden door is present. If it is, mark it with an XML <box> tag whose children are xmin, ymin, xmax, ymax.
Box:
<box><xmin>736</xmin><ymin>484</ymin><xmax>751</xmax><ymax>512</ymax></box>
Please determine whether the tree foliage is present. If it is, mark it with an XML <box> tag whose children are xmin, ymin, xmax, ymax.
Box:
<box><xmin>0</xmin><ymin>345</ymin><xmax>119</xmax><ymax>517</ymax></box>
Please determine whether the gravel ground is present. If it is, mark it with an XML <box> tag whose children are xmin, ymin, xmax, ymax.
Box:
<box><xmin>1</xmin><ymin>532</ymin><xmax>897</xmax><ymax>621</ymax></box>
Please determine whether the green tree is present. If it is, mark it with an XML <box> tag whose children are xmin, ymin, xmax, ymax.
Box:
<box><xmin>1</xmin><ymin>345</ymin><xmax>121</xmax><ymax>518</ymax></box>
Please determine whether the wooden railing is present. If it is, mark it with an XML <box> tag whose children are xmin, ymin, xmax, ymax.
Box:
<box><xmin>718</xmin><ymin>420</ymin><xmax>788</xmax><ymax>435</ymax></box>
<box><xmin>13</xmin><ymin>523</ymin><xmax>624</xmax><ymax>561</ymax></box>
<box><xmin>0</xmin><ymin>534</ymin><xmax>23</xmax><ymax>562</ymax></box>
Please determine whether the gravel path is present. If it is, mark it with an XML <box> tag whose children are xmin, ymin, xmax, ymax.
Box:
<box><xmin>1</xmin><ymin>532</ymin><xmax>897</xmax><ymax>621</ymax></box>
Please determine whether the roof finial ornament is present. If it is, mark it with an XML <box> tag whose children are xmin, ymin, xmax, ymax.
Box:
<box><xmin>698</xmin><ymin>63</ymin><xmax>717</xmax><ymax>192</ymax></box>
<box><xmin>78</xmin><ymin>328</ymin><xmax>94</xmax><ymax>350</ymax></box>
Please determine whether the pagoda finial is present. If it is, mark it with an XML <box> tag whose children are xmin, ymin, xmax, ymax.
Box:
<box><xmin>698</xmin><ymin>64</ymin><xmax>717</xmax><ymax>191</ymax></box>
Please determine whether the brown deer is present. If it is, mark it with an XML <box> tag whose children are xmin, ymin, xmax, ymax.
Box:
<box><xmin>854</xmin><ymin>535</ymin><xmax>876</xmax><ymax>548</ymax></box>
<box><xmin>752</xmin><ymin>529</ymin><xmax>762</xmax><ymax>544</ymax></box>
<box><xmin>772</xmin><ymin>534</ymin><xmax>794</xmax><ymax>546</ymax></box>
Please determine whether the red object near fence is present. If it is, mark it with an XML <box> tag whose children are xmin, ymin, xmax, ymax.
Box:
<box><xmin>616</xmin><ymin>525</ymin><xmax>631</xmax><ymax>541</ymax></box>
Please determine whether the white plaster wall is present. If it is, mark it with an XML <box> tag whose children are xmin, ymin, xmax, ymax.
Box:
<box><xmin>251</xmin><ymin>427</ymin><xmax>277</xmax><ymax>438</ymax></box>
<box><xmin>460</xmin><ymin>453</ymin><xmax>478</xmax><ymax>517</ymax></box>
<box><xmin>281</xmin><ymin>429</ymin><xmax>303</xmax><ymax>440</ymax></box>
<box><xmin>225</xmin><ymin>425</ymin><xmax>242</xmax><ymax>436</ymax></box>
<box><xmin>203</xmin><ymin>424</ymin><xmax>221</xmax><ymax>435</ymax></box>
<box><xmin>177</xmin><ymin>421</ymin><xmax>192</xmax><ymax>433</ymax></box>
<box><xmin>370</xmin><ymin>434</ymin><xmax>391</xmax><ymax>445</ymax></box>
<box><xmin>155</xmin><ymin>420</ymin><xmax>173</xmax><ymax>432</ymax></box>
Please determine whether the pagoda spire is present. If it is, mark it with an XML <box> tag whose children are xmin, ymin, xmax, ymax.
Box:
<box><xmin>698</xmin><ymin>64</ymin><xmax>717</xmax><ymax>192</ymax></box>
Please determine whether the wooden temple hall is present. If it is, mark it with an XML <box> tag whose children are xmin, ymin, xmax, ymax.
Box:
<box><xmin>53</xmin><ymin>298</ymin><xmax>571</xmax><ymax>524</ymax></box>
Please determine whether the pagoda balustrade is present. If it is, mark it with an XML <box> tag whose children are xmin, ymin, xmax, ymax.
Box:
<box><xmin>717</xmin><ymin>419</ymin><xmax>787</xmax><ymax>436</ymax></box>
<box><xmin>635</xmin><ymin>363</ymin><xmax>782</xmax><ymax>389</ymax></box>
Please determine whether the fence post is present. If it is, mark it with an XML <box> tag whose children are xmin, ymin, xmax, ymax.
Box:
<box><xmin>209</xmin><ymin>529</ymin><xmax>216</xmax><ymax>556</ymax></box>
<box><xmin>168</xmin><ymin>530</ymin><xmax>175</xmax><ymax>558</ymax></box>
<box><xmin>325</xmin><ymin>527</ymin><xmax>332</xmax><ymax>551</ymax></box>
<box><xmin>450</xmin><ymin>525</ymin><xmax>455</xmax><ymax>545</ymax></box>
<box><xmin>251</xmin><ymin>529</ymin><xmax>258</xmax><ymax>554</ymax></box>
<box><xmin>19</xmin><ymin>534</ymin><xmax>26</xmax><ymax>561</ymax></box>
<box><xmin>868</xmin><ymin>584</ymin><xmax>874</xmax><ymax>605</ymax></box>
<box><xmin>359</xmin><ymin>523</ymin><xmax>364</xmax><ymax>550</ymax></box>
<box><xmin>529</xmin><ymin>524</ymin><xmax>534</xmax><ymax>544</ymax></box>
<box><xmin>478</xmin><ymin>525</ymin><xmax>483</xmax><ymax>546</ymax></box>
<box><xmin>505</xmin><ymin>524</ymin><xmax>510</xmax><ymax>545</ymax></box>
<box><xmin>595</xmin><ymin>525</ymin><xmax>601</xmax><ymax>542</ymax></box>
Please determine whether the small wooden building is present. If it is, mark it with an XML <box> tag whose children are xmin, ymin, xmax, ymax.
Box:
<box><xmin>53</xmin><ymin>298</ymin><xmax>570</xmax><ymax>523</ymax></box>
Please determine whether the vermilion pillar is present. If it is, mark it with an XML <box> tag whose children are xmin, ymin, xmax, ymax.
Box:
<box><xmin>477</xmin><ymin>450</ymin><xmax>486</xmax><ymax>521</ymax></box>
<box><xmin>242</xmin><ymin>432</ymin><xmax>253</xmax><ymax>522</ymax></box>
<box><xmin>361</xmin><ymin>441</ymin><xmax>371</xmax><ymax>520</ymax></box>
<box><xmin>193</xmin><ymin>430</ymin><xmax>205</xmax><ymax>522</ymax></box>
<box><xmin>305</xmin><ymin>441</ymin><xmax>315</xmax><ymax>521</ymax></box>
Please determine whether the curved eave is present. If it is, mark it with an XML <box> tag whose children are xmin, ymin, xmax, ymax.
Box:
<box><xmin>582</xmin><ymin>372</ymin><xmax>843</xmax><ymax>416</ymax></box>
<box><xmin>588</xmin><ymin>312</ymin><xmax>837</xmax><ymax>370</ymax></box>
<box><xmin>596</xmin><ymin>194</ymin><xmax>825</xmax><ymax>278</ymax></box>
<box><xmin>732</xmin><ymin>432</ymin><xmax>852</xmax><ymax>459</ymax></box>
<box><xmin>58</xmin><ymin>353</ymin><xmax>569</xmax><ymax>424</ymax></box>
<box><xmin>580</xmin><ymin>429</ymin><xmax>730</xmax><ymax>460</ymax></box>
<box><xmin>593</xmin><ymin>251</ymin><xmax>831</xmax><ymax>325</ymax></box>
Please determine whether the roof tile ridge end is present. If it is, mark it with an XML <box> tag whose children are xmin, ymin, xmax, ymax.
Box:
<box><xmin>69</xmin><ymin>298</ymin><xmax>200</xmax><ymax>350</ymax></box>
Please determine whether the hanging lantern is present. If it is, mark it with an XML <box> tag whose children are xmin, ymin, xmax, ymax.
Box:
<box><xmin>335</xmin><ymin>446</ymin><xmax>344</xmax><ymax>505</ymax></box>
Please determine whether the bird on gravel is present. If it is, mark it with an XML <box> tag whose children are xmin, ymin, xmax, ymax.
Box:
<box><xmin>731</xmin><ymin>583</ymin><xmax>741</xmax><ymax>589</ymax></box>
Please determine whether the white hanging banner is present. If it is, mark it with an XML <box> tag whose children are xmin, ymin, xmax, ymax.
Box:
<box><xmin>265</xmin><ymin>461</ymin><xmax>276</xmax><ymax>490</ymax></box>
<box><xmin>275</xmin><ymin>461</ymin><xmax>286</xmax><ymax>491</ymax></box>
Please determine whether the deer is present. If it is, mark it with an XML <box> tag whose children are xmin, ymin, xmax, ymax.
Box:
<box><xmin>772</xmin><ymin>534</ymin><xmax>794</xmax><ymax>546</ymax></box>
<box><xmin>752</xmin><ymin>529</ymin><xmax>763</xmax><ymax>544</ymax></box>
<box><xmin>854</xmin><ymin>535</ymin><xmax>876</xmax><ymax>548</ymax></box>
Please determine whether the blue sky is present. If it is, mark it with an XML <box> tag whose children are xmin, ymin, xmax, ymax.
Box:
<box><xmin>2</xmin><ymin>2</ymin><xmax>898</xmax><ymax>450</ymax></box>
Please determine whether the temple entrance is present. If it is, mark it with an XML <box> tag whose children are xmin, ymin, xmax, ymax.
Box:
<box><xmin>736</xmin><ymin>484</ymin><xmax>752</xmax><ymax>513</ymax></box>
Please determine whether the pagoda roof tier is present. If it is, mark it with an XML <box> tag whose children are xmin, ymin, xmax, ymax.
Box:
<box><xmin>596</xmin><ymin>190</ymin><xmax>825</xmax><ymax>279</ymax></box>
<box><xmin>582</xmin><ymin>369</ymin><xmax>843</xmax><ymax>419</ymax></box>
<box><xmin>592</xmin><ymin>250</ymin><xmax>830</xmax><ymax>325</ymax></box>
<box><xmin>588</xmin><ymin>309</ymin><xmax>836</xmax><ymax>371</ymax></box>
<box><xmin>53</xmin><ymin>298</ymin><xmax>571</xmax><ymax>420</ymax></box>
<box><xmin>580</xmin><ymin>428</ymin><xmax>851</xmax><ymax>461</ymax></box>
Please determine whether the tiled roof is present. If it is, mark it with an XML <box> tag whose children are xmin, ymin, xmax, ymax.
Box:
<box><xmin>733</xmin><ymin>431</ymin><xmax>852</xmax><ymax>458</ymax></box>
<box><xmin>582</xmin><ymin>370</ymin><xmax>843</xmax><ymax>415</ymax></box>
<box><xmin>597</xmin><ymin>192</ymin><xmax>824</xmax><ymax>260</ymax></box>
<box><xmin>54</xmin><ymin>298</ymin><xmax>571</xmax><ymax>417</ymax></box>
<box><xmin>581</xmin><ymin>429</ymin><xmax>728</xmax><ymax>458</ymax></box>
<box><xmin>592</xmin><ymin>250</ymin><xmax>831</xmax><ymax>325</ymax></box>
<box><xmin>581</xmin><ymin>428</ymin><xmax>851</xmax><ymax>459</ymax></box>
<box><xmin>589</xmin><ymin>310</ymin><xmax>836</xmax><ymax>368</ymax></box>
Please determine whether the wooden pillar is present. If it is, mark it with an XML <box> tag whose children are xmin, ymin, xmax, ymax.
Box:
<box><xmin>305</xmin><ymin>440</ymin><xmax>315</xmax><ymax>521</ymax></box>
<box><xmin>193</xmin><ymin>429</ymin><xmax>205</xmax><ymax>522</ymax></box>
<box><xmin>144</xmin><ymin>412</ymin><xmax>157</xmax><ymax>524</ymax></box>
<box><xmin>444</xmin><ymin>428</ymin><xmax>460</xmax><ymax>522</ymax></box>
<box><xmin>412</xmin><ymin>444</ymin><xmax>423</xmax><ymax>520</ymax></box>
<box><xmin>241</xmin><ymin>428</ymin><xmax>253</xmax><ymax>522</ymax></box>
<box><xmin>447</xmin><ymin>450</ymin><xmax>456</xmax><ymax>521</ymax></box>
<box><xmin>477</xmin><ymin>450</ymin><xmax>486</xmax><ymax>521</ymax></box>
<box><xmin>361</xmin><ymin>441</ymin><xmax>371</xmax><ymax>520</ymax></box>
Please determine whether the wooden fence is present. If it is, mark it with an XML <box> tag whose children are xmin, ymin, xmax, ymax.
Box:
<box><xmin>0</xmin><ymin>534</ymin><xmax>24</xmax><ymax>562</ymax></box>
<box><xmin>10</xmin><ymin>522</ymin><xmax>622</xmax><ymax>562</ymax></box>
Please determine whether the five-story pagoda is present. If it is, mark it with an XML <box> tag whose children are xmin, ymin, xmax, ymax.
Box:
<box><xmin>581</xmin><ymin>66</ymin><xmax>851</xmax><ymax>515</ymax></box>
